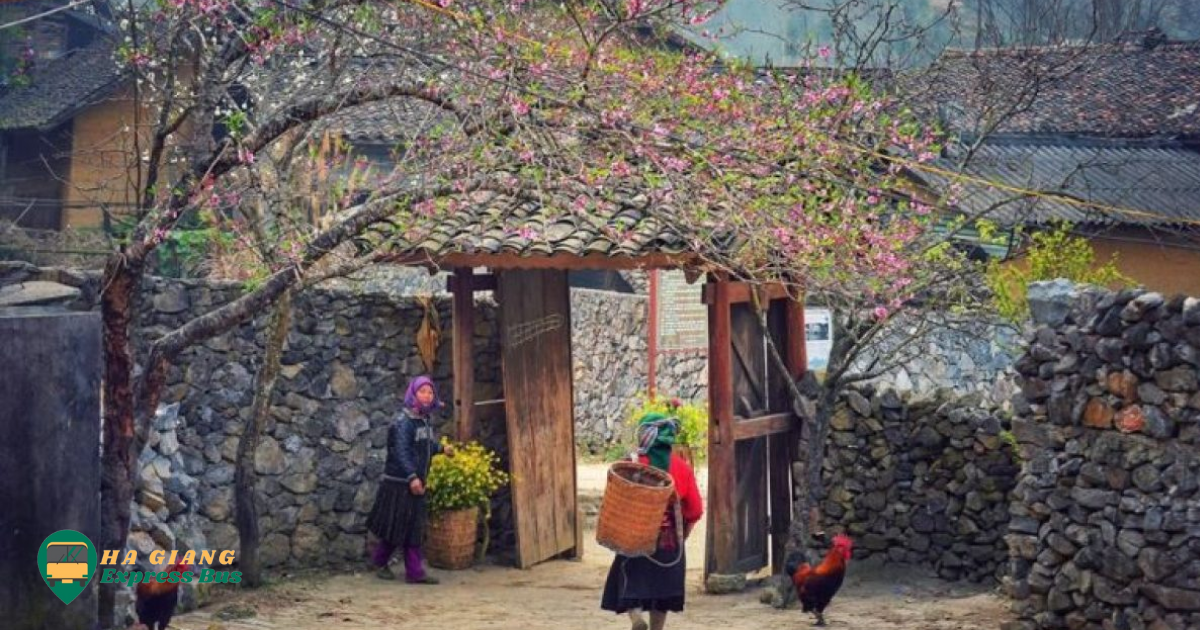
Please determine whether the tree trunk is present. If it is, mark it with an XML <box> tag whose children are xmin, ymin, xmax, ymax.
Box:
<box><xmin>799</xmin><ymin>395</ymin><xmax>833</xmax><ymax>550</ymax></box>
<box><xmin>97</xmin><ymin>255</ymin><xmax>143</xmax><ymax>629</ymax></box>
<box><xmin>1094</xmin><ymin>0</ymin><xmax>1124</xmax><ymax>42</ymax></box>
<box><xmin>235</xmin><ymin>289</ymin><xmax>293</xmax><ymax>588</ymax></box>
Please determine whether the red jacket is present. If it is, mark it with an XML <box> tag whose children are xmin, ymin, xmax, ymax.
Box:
<box><xmin>637</xmin><ymin>454</ymin><xmax>704</xmax><ymax>551</ymax></box>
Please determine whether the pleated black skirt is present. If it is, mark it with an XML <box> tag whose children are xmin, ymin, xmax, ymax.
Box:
<box><xmin>366</xmin><ymin>478</ymin><xmax>427</xmax><ymax>547</ymax></box>
<box><xmin>600</xmin><ymin>546</ymin><xmax>687</xmax><ymax>613</ymax></box>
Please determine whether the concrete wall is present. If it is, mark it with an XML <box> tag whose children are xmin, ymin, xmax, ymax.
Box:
<box><xmin>0</xmin><ymin>309</ymin><xmax>101</xmax><ymax>630</ymax></box>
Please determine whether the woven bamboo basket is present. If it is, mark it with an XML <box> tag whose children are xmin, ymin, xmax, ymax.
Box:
<box><xmin>595</xmin><ymin>461</ymin><xmax>675</xmax><ymax>557</ymax></box>
<box><xmin>426</xmin><ymin>506</ymin><xmax>479</xmax><ymax>570</ymax></box>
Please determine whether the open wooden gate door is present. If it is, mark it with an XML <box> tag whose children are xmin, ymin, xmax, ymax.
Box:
<box><xmin>705</xmin><ymin>281</ymin><xmax>805</xmax><ymax>578</ymax></box>
<box><xmin>497</xmin><ymin>269</ymin><xmax>580</xmax><ymax>568</ymax></box>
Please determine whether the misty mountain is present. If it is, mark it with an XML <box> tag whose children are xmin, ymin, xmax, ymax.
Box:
<box><xmin>684</xmin><ymin>0</ymin><xmax>1200</xmax><ymax>68</ymax></box>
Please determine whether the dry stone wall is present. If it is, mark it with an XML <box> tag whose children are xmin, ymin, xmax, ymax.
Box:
<box><xmin>816</xmin><ymin>387</ymin><xmax>1019</xmax><ymax>582</ymax></box>
<box><xmin>132</xmin><ymin>276</ymin><xmax>507</xmax><ymax>575</ymax></box>
<box><xmin>1004</xmin><ymin>283</ymin><xmax>1200</xmax><ymax>630</ymax></box>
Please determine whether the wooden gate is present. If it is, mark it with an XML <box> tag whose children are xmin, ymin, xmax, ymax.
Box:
<box><xmin>497</xmin><ymin>269</ymin><xmax>580</xmax><ymax>568</ymax></box>
<box><xmin>705</xmin><ymin>281</ymin><xmax>805</xmax><ymax>578</ymax></box>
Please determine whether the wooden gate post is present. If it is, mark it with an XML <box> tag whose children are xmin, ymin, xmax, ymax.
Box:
<box><xmin>705</xmin><ymin>275</ymin><xmax>737</xmax><ymax>578</ymax></box>
<box><xmin>452</xmin><ymin>268</ymin><xmax>477</xmax><ymax>441</ymax></box>
<box><xmin>770</xmin><ymin>297</ymin><xmax>807</xmax><ymax>572</ymax></box>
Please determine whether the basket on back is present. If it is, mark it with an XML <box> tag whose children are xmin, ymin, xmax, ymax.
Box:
<box><xmin>595</xmin><ymin>461</ymin><xmax>676</xmax><ymax>557</ymax></box>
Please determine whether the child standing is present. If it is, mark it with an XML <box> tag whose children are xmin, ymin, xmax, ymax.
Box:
<box><xmin>366</xmin><ymin>375</ymin><xmax>454</xmax><ymax>583</ymax></box>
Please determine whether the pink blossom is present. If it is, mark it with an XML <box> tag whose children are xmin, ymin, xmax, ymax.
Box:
<box><xmin>817</xmin><ymin>45</ymin><xmax>832</xmax><ymax>60</ymax></box>
<box><xmin>873</xmin><ymin>306</ymin><xmax>889</xmax><ymax>321</ymax></box>
<box><xmin>510</xmin><ymin>99</ymin><xmax>530</xmax><ymax>117</ymax></box>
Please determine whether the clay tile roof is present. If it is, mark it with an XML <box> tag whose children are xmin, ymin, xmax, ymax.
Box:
<box><xmin>906</xmin><ymin>41</ymin><xmax>1200</xmax><ymax>138</ymax></box>
<box><xmin>354</xmin><ymin>192</ymin><xmax>702</xmax><ymax>266</ymax></box>
<box><xmin>915</xmin><ymin>136</ymin><xmax>1200</xmax><ymax>227</ymax></box>
<box><xmin>0</xmin><ymin>38</ymin><xmax>123</xmax><ymax>131</ymax></box>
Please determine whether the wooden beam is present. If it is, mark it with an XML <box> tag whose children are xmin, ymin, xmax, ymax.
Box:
<box><xmin>447</xmin><ymin>273</ymin><xmax>497</xmax><ymax>292</ymax></box>
<box><xmin>732</xmin><ymin>412</ymin><xmax>795</xmax><ymax>441</ymax></box>
<box><xmin>452</xmin><ymin>268</ymin><xmax>477</xmax><ymax>441</ymax></box>
<box><xmin>773</xmin><ymin>296</ymin><xmax>806</xmax><ymax>574</ymax></box>
<box><xmin>705</xmin><ymin>275</ymin><xmax>737</xmax><ymax>579</ymax></box>
<box><xmin>648</xmin><ymin>270</ymin><xmax>659</xmax><ymax>397</ymax></box>
<box><xmin>768</xmin><ymin>432</ymin><xmax>792</xmax><ymax>574</ymax></box>
<box><xmin>785</xmin><ymin>298</ymin><xmax>807</xmax><ymax>379</ymax></box>
<box><xmin>701</xmin><ymin>282</ymin><xmax>791</xmax><ymax>306</ymax></box>
<box><xmin>383</xmin><ymin>251</ymin><xmax>701</xmax><ymax>272</ymax></box>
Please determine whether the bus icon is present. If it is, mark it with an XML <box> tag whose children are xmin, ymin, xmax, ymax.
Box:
<box><xmin>45</xmin><ymin>541</ymin><xmax>89</xmax><ymax>586</ymax></box>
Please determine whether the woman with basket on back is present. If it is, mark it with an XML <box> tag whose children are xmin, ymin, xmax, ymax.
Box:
<box><xmin>600</xmin><ymin>412</ymin><xmax>704</xmax><ymax>630</ymax></box>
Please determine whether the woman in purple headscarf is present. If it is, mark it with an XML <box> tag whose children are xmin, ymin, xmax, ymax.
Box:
<box><xmin>366</xmin><ymin>375</ymin><xmax>454</xmax><ymax>583</ymax></box>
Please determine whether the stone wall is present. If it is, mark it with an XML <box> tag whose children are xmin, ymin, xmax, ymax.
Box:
<box><xmin>1004</xmin><ymin>284</ymin><xmax>1200</xmax><ymax>630</ymax></box>
<box><xmin>851</xmin><ymin>312</ymin><xmax>1021</xmax><ymax>407</ymax></box>
<box><xmin>131</xmin><ymin>276</ymin><xmax>507</xmax><ymax>580</ymax></box>
<box><xmin>128</xmin><ymin>275</ymin><xmax>710</xmax><ymax>584</ymax></box>
<box><xmin>570</xmin><ymin>289</ymin><xmax>707</xmax><ymax>452</ymax></box>
<box><xmin>816</xmin><ymin>387</ymin><xmax>1019</xmax><ymax>582</ymax></box>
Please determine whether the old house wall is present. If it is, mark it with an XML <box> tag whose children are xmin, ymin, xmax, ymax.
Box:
<box><xmin>62</xmin><ymin>75</ymin><xmax>201</xmax><ymax>229</ymax></box>
<box><xmin>1089</xmin><ymin>234</ymin><xmax>1200</xmax><ymax>298</ymax></box>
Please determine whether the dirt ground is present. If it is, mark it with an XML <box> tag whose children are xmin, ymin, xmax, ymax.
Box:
<box><xmin>172</xmin><ymin>464</ymin><xmax>1014</xmax><ymax>630</ymax></box>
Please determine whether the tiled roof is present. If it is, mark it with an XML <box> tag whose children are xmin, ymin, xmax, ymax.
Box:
<box><xmin>0</xmin><ymin>39</ymin><xmax>123</xmax><ymax>131</ymax></box>
<box><xmin>245</xmin><ymin>55</ymin><xmax>447</xmax><ymax>143</ymax></box>
<box><xmin>907</xmin><ymin>42</ymin><xmax>1200</xmax><ymax>138</ymax></box>
<box><xmin>354</xmin><ymin>191</ymin><xmax>700</xmax><ymax>265</ymax></box>
<box><xmin>913</xmin><ymin>136</ymin><xmax>1200</xmax><ymax>227</ymax></box>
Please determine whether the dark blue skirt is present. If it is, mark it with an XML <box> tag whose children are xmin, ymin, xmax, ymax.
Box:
<box><xmin>366</xmin><ymin>478</ymin><xmax>426</xmax><ymax>547</ymax></box>
<box><xmin>600</xmin><ymin>545</ymin><xmax>687</xmax><ymax>613</ymax></box>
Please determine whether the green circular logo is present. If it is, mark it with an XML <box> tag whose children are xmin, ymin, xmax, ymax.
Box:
<box><xmin>37</xmin><ymin>530</ymin><xmax>98</xmax><ymax>605</ymax></box>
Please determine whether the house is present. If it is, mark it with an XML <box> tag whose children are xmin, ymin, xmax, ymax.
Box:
<box><xmin>903</xmin><ymin>38</ymin><xmax>1200</xmax><ymax>296</ymax></box>
<box><xmin>0</xmin><ymin>2</ymin><xmax>134</xmax><ymax>231</ymax></box>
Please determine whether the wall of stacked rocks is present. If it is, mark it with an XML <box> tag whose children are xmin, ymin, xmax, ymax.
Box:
<box><xmin>1004</xmin><ymin>283</ymin><xmax>1200</xmax><ymax>630</ymax></box>
<box><xmin>816</xmin><ymin>387</ymin><xmax>1020</xmax><ymax>582</ymax></box>
<box><xmin>570</xmin><ymin>288</ymin><xmax>706</xmax><ymax>452</ymax></box>
<box><xmin>132</xmin><ymin>276</ymin><xmax>508</xmax><ymax>575</ymax></box>
<box><xmin>127</xmin><ymin>275</ymin><xmax>706</xmax><ymax>580</ymax></box>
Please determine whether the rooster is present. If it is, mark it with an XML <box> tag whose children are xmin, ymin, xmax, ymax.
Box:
<box><xmin>134</xmin><ymin>561</ymin><xmax>194</xmax><ymax>630</ymax></box>
<box><xmin>784</xmin><ymin>534</ymin><xmax>854</xmax><ymax>627</ymax></box>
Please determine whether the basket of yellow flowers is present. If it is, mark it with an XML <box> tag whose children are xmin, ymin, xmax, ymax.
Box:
<box><xmin>425</xmin><ymin>439</ymin><xmax>509</xmax><ymax>570</ymax></box>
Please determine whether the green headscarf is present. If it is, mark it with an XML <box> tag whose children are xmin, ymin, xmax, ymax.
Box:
<box><xmin>636</xmin><ymin>412</ymin><xmax>679</xmax><ymax>472</ymax></box>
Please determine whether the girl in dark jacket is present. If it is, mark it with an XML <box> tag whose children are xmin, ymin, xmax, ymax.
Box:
<box><xmin>366</xmin><ymin>375</ymin><xmax>454</xmax><ymax>583</ymax></box>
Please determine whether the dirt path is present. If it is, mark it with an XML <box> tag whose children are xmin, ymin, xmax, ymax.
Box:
<box><xmin>173</xmin><ymin>464</ymin><xmax>1013</xmax><ymax>630</ymax></box>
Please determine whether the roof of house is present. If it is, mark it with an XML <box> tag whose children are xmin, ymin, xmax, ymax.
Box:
<box><xmin>0</xmin><ymin>38</ymin><xmax>123</xmax><ymax>132</ymax></box>
<box><xmin>908</xmin><ymin>41</ymin><xmax>1200</xmax><ymax>138</ymax></box>
<box><xmin>913</xmin><ymin>136</ymin><xmax>1200</xmax><ymax>228</ymax></box>
<box><xmin>354</xmin><ymin>190</ymin><xmax>704</xmax><ymax>268</ymax></box>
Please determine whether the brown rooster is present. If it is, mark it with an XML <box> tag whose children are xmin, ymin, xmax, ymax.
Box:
<box><xmin>134</xmin><ymin>561</ymin><xmax>194</xmax><ymax>630</ymax></box>
<box><xmin>785</xmin><ymin>534</ymin><xmax>854</xmax><ymax>627</ymax></box>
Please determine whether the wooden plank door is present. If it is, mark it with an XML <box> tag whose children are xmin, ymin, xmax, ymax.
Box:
<box><xmin>706</xmin><ymin>281</ymin><xmax>801</xmax><ymax>578</ymax></box>
<box><xmin>498</xmin><ymin>269</ymin><xmax>579</xmax><ymax>568</ymax></box>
